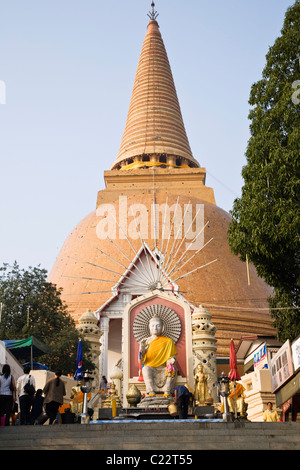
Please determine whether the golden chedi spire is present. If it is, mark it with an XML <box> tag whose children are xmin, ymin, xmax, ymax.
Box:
<box><xmin>111</xmin><ymin>3</ymin><xmax>199</xmax><ymax>171</ymax></box>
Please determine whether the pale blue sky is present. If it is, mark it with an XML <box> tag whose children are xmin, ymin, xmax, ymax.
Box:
<box><xmin>0</xmin><ymin>0</ymin><xmax>295</xmax><ymax>272</ymax></box>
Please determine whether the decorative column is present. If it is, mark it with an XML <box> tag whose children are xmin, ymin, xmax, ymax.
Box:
<box><xmin>192</xmin><ymin>304</ymin><xmax>218</xmax><ymax>402</ymax></box>
<box><xmin>99</xmin><ymin>316</ymin><xmax>110</xmax><ymax>380</ymax></box>
<box><xmin>76</xmin><ymin>309</ymin><xmax>103</xmax><ymax>389</ymax></box>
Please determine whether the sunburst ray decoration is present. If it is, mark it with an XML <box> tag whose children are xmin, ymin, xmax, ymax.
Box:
<box><xmin>63</xmin><ymin>194</ymin><xmax>218</xmax><ymax>299</ymax></box>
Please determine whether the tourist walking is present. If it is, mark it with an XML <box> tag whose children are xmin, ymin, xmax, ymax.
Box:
<box><xmin>30</xmin><ymin>389</ymin><xmax>44</xmax><ymax>424</ymax></box>
<box><xmin>0</xmin><ymin>364</ymin><xmax>16</xmax><ymax>426</ymax></box>
<box><xmin>43</xmin><ymin>370</ymin><xmax>66</xmax><ymax>424</ymax></box>
<box><xmin>16</xmin><ymin>366</ymin><xmax>36</xmax><ymax>425</ymax></box>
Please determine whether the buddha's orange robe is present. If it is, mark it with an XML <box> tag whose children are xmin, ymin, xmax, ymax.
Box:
<box><xmin>143</xmin><ymin>336</ymin><xmax>177</xmax><ymax>368</ymax></box>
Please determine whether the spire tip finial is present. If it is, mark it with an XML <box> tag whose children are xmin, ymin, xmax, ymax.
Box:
<box><xmin>147</xmin><ymin>1</ymin><xmax>159</xmax><ymax>21</ymax></box>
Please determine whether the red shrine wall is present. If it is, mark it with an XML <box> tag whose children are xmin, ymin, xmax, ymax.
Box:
<box><xmin>129</xmin><ymin>296</ymin><xmax>187</xmax><ymax>378</ymax></box>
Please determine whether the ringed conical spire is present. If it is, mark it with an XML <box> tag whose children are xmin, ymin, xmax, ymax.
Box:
<box><xmin>111</xmin><ymin>6</ymin><xmax>199</xmax><ymax>170</ymax></box>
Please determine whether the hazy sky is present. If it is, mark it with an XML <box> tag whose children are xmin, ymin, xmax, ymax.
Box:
<box><xmin>0</xmin><ymin>0</ymin><xmax>294</xmax><ymax>273</ymax></box>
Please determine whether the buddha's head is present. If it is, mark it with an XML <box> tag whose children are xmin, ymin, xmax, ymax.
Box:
<box><xmin>149</xmin><ymin>314</ymin><xmax>163</xmax><ymax>336</ymax></box>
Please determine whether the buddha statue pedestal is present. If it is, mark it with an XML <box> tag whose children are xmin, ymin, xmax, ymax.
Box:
<box><xmin>194</xmin><ymin>405</ymin><xmax>215</xmax><ymax>419</ymax></box>
<box><xmin>137</xmin><ymin>394</ymin><xmax>174</xmax><ymax>408</ymax></box>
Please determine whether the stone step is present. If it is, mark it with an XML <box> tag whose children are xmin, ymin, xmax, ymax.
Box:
<box><xmin>1</xmin><ymin>421</ymin><xmax>300</xmax><ymax>451</ymax></box>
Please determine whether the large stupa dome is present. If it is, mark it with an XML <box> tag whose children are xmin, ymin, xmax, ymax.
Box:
<box><xmin>49</xmin><ymin>192</ymin><xmax>275</xmax><ymax>357</ymax></box>
<box><xmin>48</xmin><ymin>8</ymin><xmax>275</xmax><ymax>358</ymax></box>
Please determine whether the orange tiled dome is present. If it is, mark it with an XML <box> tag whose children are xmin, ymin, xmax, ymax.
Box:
<box><xmin>48</xmin><ymin>194</ymin><xmax>275</xmax><ymax>357</ymax></box>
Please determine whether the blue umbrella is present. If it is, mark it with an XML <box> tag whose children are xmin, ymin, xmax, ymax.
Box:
<box><xmin>74</xmin><ymin>339</ymin><xmax>83</xmax><ymax>381</ymax></box>
<box><xmin>22</xmin><ymin>362</ymin><xmax>48</xmax><ymax>370</ymax></box>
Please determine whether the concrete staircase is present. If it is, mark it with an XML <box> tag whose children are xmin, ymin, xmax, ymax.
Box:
<box><xmin>1</xmin><ymin>421</ymin><xmax>300</xmax><ymax>450</ymax></box>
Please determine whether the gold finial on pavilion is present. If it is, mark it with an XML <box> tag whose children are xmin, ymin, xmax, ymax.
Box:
<box><xmin>147</xmin><ymin>1</ymin><xmax>159</xmax><ymax>21</ymax></box>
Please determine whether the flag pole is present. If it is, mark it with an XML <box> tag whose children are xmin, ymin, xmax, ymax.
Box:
<box><xmin>76</xmin><ymin>381</ymin><xmax>79</xmax><ymax>422</ymax></box>
<box><xmin>74</xmin><ymin>339</ymin><xmax>83</xmax><ymax>422</ymax></box>
<box><xmin>234</xmin><ymin>379</ymin><xmax>237</xmax><ymax>419</ymax></box>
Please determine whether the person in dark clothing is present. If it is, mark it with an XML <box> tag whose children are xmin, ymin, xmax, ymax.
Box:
<box><xmin>43</xmin><ymin>370</ymin><xmax>66</xmax><ymax>424</ymax></box>
<box><xmin>100</xmin><ymin>376</ymin><xmax>107</xmax><ymax>391</ymax></box>
<box><xmin>172</xmin><ymin>385</ymin><xmax>192</xmax><ymax>419</ymax></box>
<box><xmin>30</xmin><ymin>389</ymin><xmax>44</xmax><ymax>424</ymax></box>
<box><xmin>16</xmin><ymin>366</ymin><xmax>36</xmax><ymax>425</ymax></box>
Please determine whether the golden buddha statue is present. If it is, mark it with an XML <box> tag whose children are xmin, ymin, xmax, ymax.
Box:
<box><xmin>139</xmin><ymin>314</ymin><xmax>177</xmax><ymax>397</ymax></box>
<box><xmin>194</xmin><ymin>364</ymin><xmax>211</xmax><ymax>405</ymax></box>
<box><xmin>103</xmin><ymin>382</ymin><xmax>122</xmax><ymax>409</ymax></box>
<box><xmin>69</xmin><ymin>385</ymin><xmax>92</xmax><ymax>414</ymax></box>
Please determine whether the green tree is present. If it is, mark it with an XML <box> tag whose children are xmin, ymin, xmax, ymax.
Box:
<box><xmin>228</xmin><ymin>1</ymin><xmax>300</xmax><ymax>342</ymax></box>
<box><xmin>0</xmin><ymin>262</ymin><xmax>95</xmax><ymax>374</ymax></box>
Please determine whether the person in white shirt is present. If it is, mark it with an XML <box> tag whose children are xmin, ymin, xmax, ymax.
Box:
<box><xmin>16</xmin><ymin>366</ymin><xmax>36</xmax><ymax>425</ymax></box>
<box><xmin>0</xmin><ymin>364</ymin><xmax>16</xmax><ymax>426</ymax></box>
